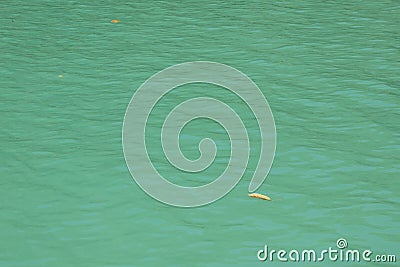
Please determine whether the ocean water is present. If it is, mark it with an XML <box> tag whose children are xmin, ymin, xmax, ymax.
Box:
<box><xmin>1</xmin><ymin>1</ymin><xmax>399</xmax><ymax>266</ymax></box>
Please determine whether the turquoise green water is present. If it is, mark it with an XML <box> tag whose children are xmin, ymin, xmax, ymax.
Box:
<box><xmin>1</xmin><ymin>1</ymin><xmax>399</xmax><ymax>266</ymax></box>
